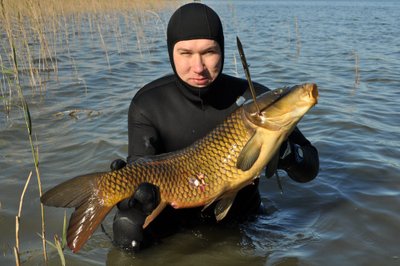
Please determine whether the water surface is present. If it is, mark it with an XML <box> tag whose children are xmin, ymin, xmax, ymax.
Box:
<box><xmin>1</xmin><ymin>1</ymin><xmax>399</xmax><ymax>265</ymax></box>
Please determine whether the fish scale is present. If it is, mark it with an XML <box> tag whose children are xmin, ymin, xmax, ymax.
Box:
<box><xmin>96</xmin><ymin>108</ymin><xmax>251</xmax><ymax>209</ymax></box>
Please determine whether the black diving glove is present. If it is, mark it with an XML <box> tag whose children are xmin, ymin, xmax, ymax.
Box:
<box><xmin>110</xmin><ymin>158</ymin><xmax>127</xmax><ymax>171</ymax></box>
<box><xmin>278</xmin><ymin>140</ymin><xmax>319</xmax><ymax>183</ymax></box>
<box><xmin>278</xmin><ymin>140</ymin><xmax>303</xmax><ymax>167</ymax></box>
<box><xmin>113</xmin><ymin>182</ymin><xmax>160</xmax><ymax>251</ymax></box>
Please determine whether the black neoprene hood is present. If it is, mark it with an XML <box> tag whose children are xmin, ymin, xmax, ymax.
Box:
<box><xmin>166</xmin><ymin>3</ymin><xmax>225</xmax><ymax>75</ymax></box>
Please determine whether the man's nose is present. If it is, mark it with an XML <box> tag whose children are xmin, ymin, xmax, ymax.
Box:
<box><xmin>192</xmin><ymin>54</ymin><xmax>205</xmax><ymax>73</ymax></box>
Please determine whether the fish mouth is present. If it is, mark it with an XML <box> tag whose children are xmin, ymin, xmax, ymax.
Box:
<box><xmin>308</xmin><ymin>83</ymin><xmax>319</xmax><ymax>103</ymax></box>
<box><xmin>297</xmin><ymin>83</ymin><xmax>318</xmax><ymax>105</ymax></box>
<box><xmin>297</xmin><ymin>83</ymin><xmax>319</xmax><ymax>110</ymax></box>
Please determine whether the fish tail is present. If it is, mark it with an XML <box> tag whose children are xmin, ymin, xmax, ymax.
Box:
<box><xmin>41</xmin><ymin>172</ymin><xmax>112</xmax><ymax>253</ymax></box>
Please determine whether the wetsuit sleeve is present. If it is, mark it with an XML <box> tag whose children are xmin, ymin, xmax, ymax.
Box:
<box><xmin>127</xmin><ymin>100</ymin><xmax>162</xmax><ymax>164</ymax></box>
<box><xmin>280</xmin><ymin>127</ymin><xmax>319</xmax><ymax>182</ymax></box>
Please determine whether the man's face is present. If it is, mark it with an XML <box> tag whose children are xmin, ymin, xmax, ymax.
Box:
<box><xmin>173</xmin><ymin>39</ymin><xmax>222</xmax><ymax>88</ymax></box>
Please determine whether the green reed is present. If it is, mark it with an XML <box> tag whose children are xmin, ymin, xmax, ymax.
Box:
<box><xmin>44</xmin><ymin>212</ymin><xmax>68</xmax><ymax>266</ymax></box>
<box><xmin>10</xmin><ymin>42</ymin><xmax>48</xmax><ymax>263</ymax></box>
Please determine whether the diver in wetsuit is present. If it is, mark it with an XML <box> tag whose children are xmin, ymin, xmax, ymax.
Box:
<box><xmin>111</xmin><ymin>2</ymin><xmax>319</xmax><ymax>251</ymax></box>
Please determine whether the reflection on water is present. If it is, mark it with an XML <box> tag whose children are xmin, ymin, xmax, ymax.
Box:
<box><xmin>1</xmin><ymin>0</ymin><xmax>400</xmax><ymax>265</ymax></box>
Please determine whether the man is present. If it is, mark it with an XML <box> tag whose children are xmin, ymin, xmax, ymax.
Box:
<box><xmin>111</xmin><ymin>3</ymin><xmax>319</xmax><ymax>251</ymax></box>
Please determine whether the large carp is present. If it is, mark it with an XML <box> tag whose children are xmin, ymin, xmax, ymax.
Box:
<box><xmin>41</xmin><ymin>83</ymin><xmax>318</xmax><ymax>253</ymax></box>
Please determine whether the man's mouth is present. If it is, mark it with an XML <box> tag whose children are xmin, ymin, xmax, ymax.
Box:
<box><xmin>190</xmin><ymin>77</ymin><xmax>209</xmax><ymax>86</ymax></box>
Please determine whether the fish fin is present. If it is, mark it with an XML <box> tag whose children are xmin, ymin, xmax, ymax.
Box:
<box><xmin>202</xmin><ymin>198</ymin><xmax>217</xmax><ymax>211</ymax></box>
<box><xmin>201</xmin><ymin>184</ymin><xmax>230</xmax><ymax>212</ymax></box>
<box><xmin>41</xmin><ymin>172</ymin><xmax>106</xmax><ymax>207</ymax></box>
<box><xmin>236</xmin><ymin>132</ymin><xmax>261</xmax><ymax>171</ymax></box>
<box><xmin>143</xmin><ymin>201</ymin><xmax>167</xmax><ymax>229</ymax></box>
<box><xmin>41</xmin><ymin>172</ymin><xmax>113</xmax><ymax>253</ymax></box>
<box><xmin>214</xmin><ymin>194</ymin><xmax>237</xmax><ymax>221</ymax></box>
<box><xmin>67</xmin><ymin>197</ymin><xmax>112</xmax><ymax>253</ymax></box>
<box><xmin>265</xmin><ymin>150</ymin><xmax>280</xmax><ymax>178</ymax></box>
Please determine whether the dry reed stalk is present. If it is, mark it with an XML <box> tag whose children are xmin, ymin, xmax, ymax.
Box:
<box><xmin>294</xmin><ymin>16</ymin><xmax>301</xmax><ymax>57</ymax></box>
<box><xmin>13</xmin><ymin>247</ymin><xmax>20</xmax><ymax>266</ymax></box>
<box><xmin>0</xmin><ymin>54</ymin><xmax>11</xmax><ymax>114</ymax></box>
<box><xmin>14</xmin><ymin>171</ymin><xmax>33</xmax><ymax>266</ymax></box>
<box><xmin>353</xmin><ymin>50</ymin><xmax>360</xmax><ymax>87</ymax></box>
<box><xmin>0</xmin><ymin>0</ymin><xmax>18</xmax><ymax>77</ymax></box>
<box><xmin>96</xmin><ymin>21</ymin><xmax>111</xmax><ymax>71</ymax></box>
<box><xmin>26</xmin><ymin>0</ymin><xmax>56</xmax><ymax>77</ymax></box>
<box><xmin>17</xmin><ymin>11</ymin><xmax>40</xmax><ymax>90</ymax></box>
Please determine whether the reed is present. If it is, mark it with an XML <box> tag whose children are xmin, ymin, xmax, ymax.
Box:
<box><xmin>1</xmin><ymin>1</ymin><xmax>177</xmax><ymax>264</ymax></box>
<box><xmin>14</xmin><ymin>171</ymin><xmax>32</xmax><ymax>265</ymax></box>
<box><xmin>0</xmin><ymin>0</ymin><xmax>176</xmax><ymax>113</ymax></box>
<box><xmin>44</xmin><ymin>213</ymin><xmax>67</xmax><ymax>266</ymax></box>
<box><xmin>14</xmin><ymin>69</ymin><xmax>48</xmax><ymax>263</ymax></box>
<box><xmin>294</xmin><ymin>16</ymin><xmax>301</xmax><ymax>57</ymax></box>
<box><xmin>353</xmin><ymin>50</ymin><xmax>360</xmax><ymax>87</ymax></box>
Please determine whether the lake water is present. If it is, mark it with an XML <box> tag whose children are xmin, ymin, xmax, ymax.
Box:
<box><xmin>1</xmin><ymin>0</ymin><xmax>399</xmax><ymax>265</ymax></box>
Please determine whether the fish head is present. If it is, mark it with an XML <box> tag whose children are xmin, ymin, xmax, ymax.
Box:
<box><xmin>243</xmin><ymin>83</ymin><xmax>318</xmax><ymax>131</ymax></box>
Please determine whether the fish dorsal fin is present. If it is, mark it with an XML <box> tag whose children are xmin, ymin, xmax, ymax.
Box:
<box><xmin>236</xmin><ymin>132</ymin><xmax>261</xmax><ymax>171</ymax></box>
<box><xmin>214</xmin><ymin>194</ymin><xmax>237</xmax><ymax>221</ymax></box>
